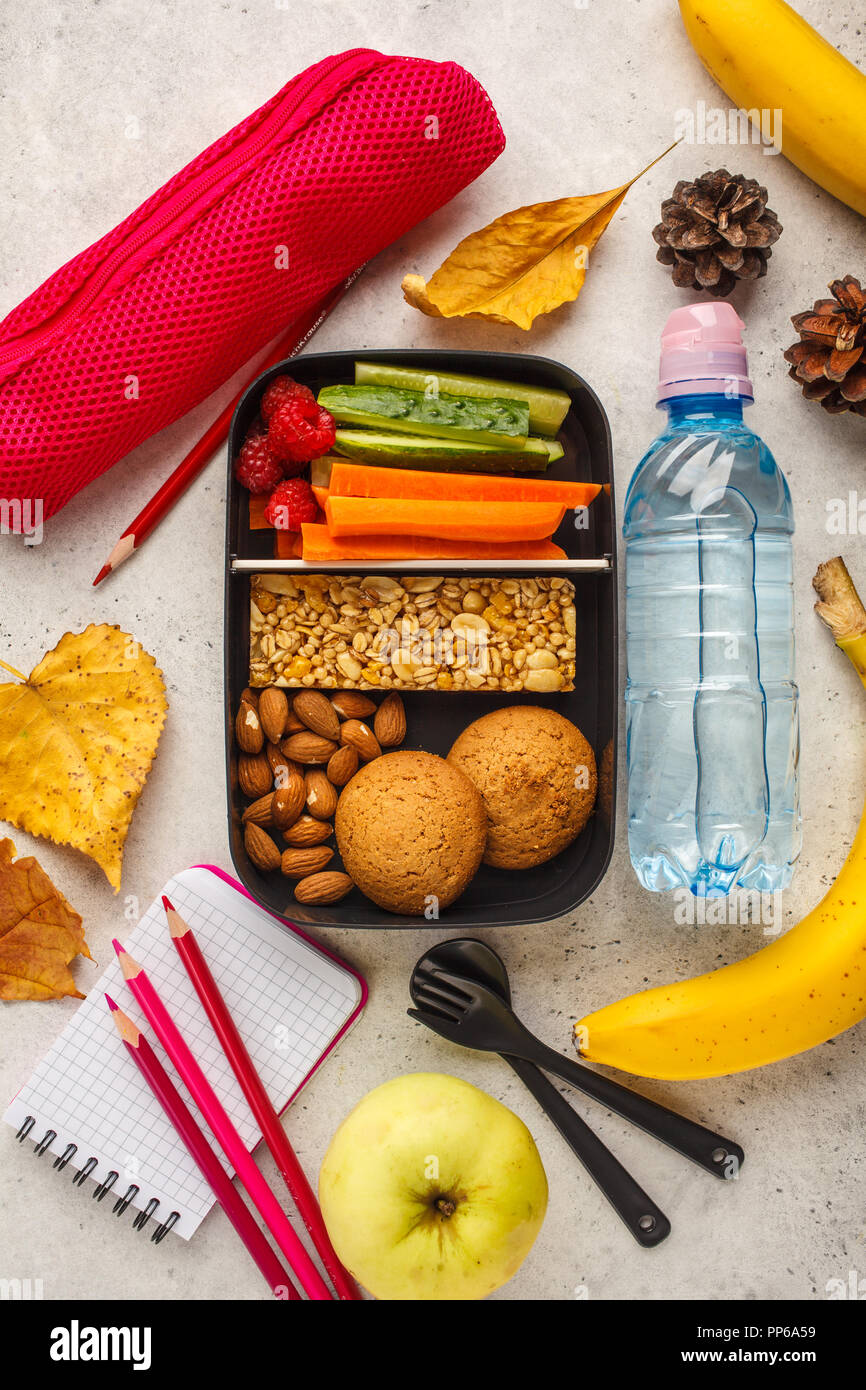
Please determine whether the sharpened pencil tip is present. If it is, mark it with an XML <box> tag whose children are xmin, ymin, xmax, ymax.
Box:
<box><xmin>107</xmin><ymin>1002</ymin><xmax>141</xmax><ymax>1047</ymax></box>
<box><xmin>164</xmin><ymin>901</ymin><xmax>190</xmax><ymax>938</ymax></box>
<box><xmin>105</xmin><ymin>993</ymin><xmax>118</xmax><ymax>1011</ymax></box>
<box><xmin>161</xmin><ymin>894</ymin><xmax>175</xmax><ymax>913</ymax></box>
<box><xmin>113</xmin><ymin>941</ymin><xmax>142</xmax><ymax>980</ymax></box>
<box><xmin>92</xmin><ymin>564</ymin><xmax>111</xmax><ymax>587</ymax></box>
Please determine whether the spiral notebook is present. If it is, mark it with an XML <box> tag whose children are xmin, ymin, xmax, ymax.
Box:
<box><xmin>2</xmin><ymin>866</ymin><xmax>366</xmax><ymax>1241</ymax></box>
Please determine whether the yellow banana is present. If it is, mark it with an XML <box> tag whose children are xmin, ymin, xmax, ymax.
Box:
<box><xmin>814</xmin><ymin>557</ymin><xmax>866</xmax><ymax>690</ymax></box>
<box><xmin>678</xmin><ymin>0</ymin><xmax>866</xmax><ymax>217</ymax></box>
<box><xmin>575</xmin><ymin>559</ymin><xmax>866</xmax><ymax>1080</ymax></box>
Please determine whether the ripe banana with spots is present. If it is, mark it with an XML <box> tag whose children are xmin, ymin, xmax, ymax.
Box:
<box><xmin>575</xmin><ymin>559</ymin><xmax>866</xmax><ymax>1080</ymax></box>
<box><xmin>678</xmin><ymin>0</ymin><xmax>866</xmax><ymax>217</ymax></box>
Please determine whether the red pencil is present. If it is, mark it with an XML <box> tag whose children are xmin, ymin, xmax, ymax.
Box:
<box><xmin>112</xmin><ymin>939</ymin><xmax>333</xmax><ymax>1300</ymax></box>
<box><xmin>92</xmin><ymin>268</ymin><xmax>362</xmax><ymax>585</ymax></box>
<box><xmin>163</xmin><ymin>896</ymin><xmax>361</xmax><ymax>1301</ymax></box>
<box><xmin>105</xmin><ymin>995</ymin><xmax>299</xmax><ymax>1300</ymax></box>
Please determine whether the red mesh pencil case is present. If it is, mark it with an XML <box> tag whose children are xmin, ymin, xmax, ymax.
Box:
<box><xmin>0</xmin><ymin>50</ymin><xmax>504</xmax><ymax>520</ymax></box>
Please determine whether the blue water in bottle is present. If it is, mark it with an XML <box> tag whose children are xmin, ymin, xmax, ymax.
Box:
<box><xmin>624</xmin><ymin>303</ymin><xmax>800</xmax><ymax>895</ymax></box>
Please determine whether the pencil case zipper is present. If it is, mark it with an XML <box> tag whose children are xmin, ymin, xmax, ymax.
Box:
<box><xmin>0</xmin><ymin>49</ymin><xmax>384</xmax><ymax>382</ymax></box>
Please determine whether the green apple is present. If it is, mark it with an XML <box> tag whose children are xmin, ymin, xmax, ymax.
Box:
<box><xmin>318</xmin><ymin>1072</ymin><xmax>548</xmax><ymax>1300</ymax></box>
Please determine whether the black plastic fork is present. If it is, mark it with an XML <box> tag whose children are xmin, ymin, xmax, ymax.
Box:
<box><xmin>409</xmin><ymin>964</ymin><xmax>744</xmax><ymax>1180</ymax></box>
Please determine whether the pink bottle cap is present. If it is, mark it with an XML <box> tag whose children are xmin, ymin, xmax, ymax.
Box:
<box><xmin>657</xmin><ymin>302</ymin><xmax>753</xmax><ymax>403</ymax></box>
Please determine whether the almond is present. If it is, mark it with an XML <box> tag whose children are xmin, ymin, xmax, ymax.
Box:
<box><xmin>265</xmin><ymin>740</ymin><xmax>290</xmax><ymax>782</ymax></box>
<box><xmin>305</xmin><ymin>768</ymin><xmax>339</xmax><ymax>820</ymax></box>
<box><xmin>272</xmin><ymin>771</ymin><xmax>306</xmax><ymax>830</ymax></box>
<box><xmin>283</xmin><ymin>708</ymin><xmax>307</xmax><ymax>735</ymax></box>
<box><xmin>235</xmin><ymin>702</ymin><xmax>264</xmax><ymax>754</ymax></box>
<box><xmin>240</xmin><ymin>687</ymin><xmax>259</xmax><ymax>708</ymax></box>
<box><xmin>293</xmin><ymin>690</ymin><xmax>341</xmax><ymax>741</ymax></box>
<box><xmin>242</xmin><ymin>793</ymin><xmax>275</xmax><ymax>827</ymax></box>
<box><xmin>339</xmin><ymin>719</ymin><xmax>381</xmax><ymax>763</ymax></box>
<box><xmin>280</xmin><ymin>846</ymin><xmax>334</xmax><ymax>879</ymax></box>
<box><xmin>373</xmin><ymin>691</ymin><xmax>406</xmax><ymax>747</ymax></box>
<box><xmin>275</xmin><ymin>754</ymin><xmax>303</xmax><ymax>781</ymax></box>
<box><xmin>327</xmin><ymin>743</ymin><xmax>358</xmax><ymax>787</ymax></box>
<box><xmin>238</xmin><ymin>752</ymin><xmax>272</xmax><ymax>799</ymax></box>
<box><xmin>331</xmin><ymin>691</ymin><xmax>377</xmax><ymax>720</ymax></box>
<box><xmin>244</xmin><ymin>822</ymin><xmax>281</xmax><ymax>872</ymax></box>
<box><xmin>282</xmin><ymin>730</ymin><xmax>339</xmax><ymax>765</ymax></box>
<box><xmin>282</xmin><ymin>815</ymin><xmax>333</xmax><ymax>847</ymax></box>
<box><xmin>258</xmin><ymin>687</ymin><xmax>289</xmax><ymax>743</ymax></box>
<box><xmin>294</xmin><ymin>871</ymin><xmax>354</xmax><ymax>904</ymax></box>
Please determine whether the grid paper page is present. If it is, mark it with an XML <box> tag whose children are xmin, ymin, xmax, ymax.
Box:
<box><xmin>3</xmin><ymin>867</ymin><xmax>362</xmax><ymax>1239</ymax></box>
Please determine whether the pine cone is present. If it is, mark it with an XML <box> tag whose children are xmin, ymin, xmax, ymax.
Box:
<box><xmin>783</xmin><ymin>277</ymin><xmax>866</xmax><ymax>417</ymax></box>
<box><xmin>653</xmin><ymin>169</ymin><xmax>782</xmax><ymax>297</ymax></box>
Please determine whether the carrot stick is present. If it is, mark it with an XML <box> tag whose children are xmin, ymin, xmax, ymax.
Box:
<box><xmin>324</xmin><ymin>496</ymin><xmax>565</xmax><ymax>543</ymax></box>
<box><xmin>299</xmin><ymin>524</ymin><xmax>567</xmax><ymax>563</ymax></box>
<box><xmin>249</xmin><ymin>495</ymin><xmax>271</xmax><ymax>530</ymax></box>
<box><xmin>274</xmin><ymin>530</ymin><xmax>305</xmax><ymax>558</ymax></box>
<box><xmin>328</xmin><ymin>461</ymin><xmax>601</xmax><ymax>509</ymax></box>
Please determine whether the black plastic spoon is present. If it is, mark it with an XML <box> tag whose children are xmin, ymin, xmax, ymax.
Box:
<box><xmin>410</xmin><ymin>938</ymin><xmax>670</xmax><ymax>1247</ymax></box>
<box><xmin>409</xmin><ymin>938</ymin><xmax>744</xmax><ymax>1181</ymax></box>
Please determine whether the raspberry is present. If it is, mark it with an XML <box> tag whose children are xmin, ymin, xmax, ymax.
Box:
<box><xmin>233</xmin><ymin>430</ymin><xmax>283</xmax><ymax>495</ymax></box>
<box><xmin>260</xmin><ymin>374</ymin><xmax>315</xmax><ymax>421</ymax></box>
<box><xmin>263</xmin><ymin>478</ymin><xmax>319</xmax><ymax>531</ymax></box>
<box><xmin>268</xmin><ymin>396</ymin><xmax>336</xmax><ymax>464</ymax></box>
<box><xmin>274</xmin><ymin>453</ymin><xmax>310</xmax><ymax>480</ymax></box>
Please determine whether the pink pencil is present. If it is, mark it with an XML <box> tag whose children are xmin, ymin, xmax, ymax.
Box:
<box><xmin>105</xmin><ymin>995</ymin><xmax>299</xmax><ymax>1301</ymax></box>
<box><xmin>112</xmin><ymin>939</ymin><xmax>331</xmax><ymax>1301</ymax></box>
<box><xmin>163</xmin><ymin>897</ymin><xmax>360</xmax><ymax>1300</ymax></box>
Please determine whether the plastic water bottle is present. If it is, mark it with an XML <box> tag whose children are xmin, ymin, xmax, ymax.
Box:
<box><xmin>624</xmin><ymin>303</ymin><xmax>800</xmax><ymax>896</ymax></box>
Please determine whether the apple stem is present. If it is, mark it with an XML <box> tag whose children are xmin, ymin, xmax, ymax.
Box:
<box><xmin>434</xmin><ymin>1197</ymin><xmax>456</xmax><ymax>1218</ymax></box>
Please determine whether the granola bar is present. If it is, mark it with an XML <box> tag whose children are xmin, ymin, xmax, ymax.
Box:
<box><xmin>249</xmin><ymin>574</ymin><xmax>576</xmax><ymax>693</ymax></box>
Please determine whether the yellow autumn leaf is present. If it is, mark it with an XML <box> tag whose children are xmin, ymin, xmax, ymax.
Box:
<box><xmin>402</xmin><ymin>143</ymin><xmax>678</xmax><ymax>330</ymax></box>
<box><xmin>0</xmin><ymin>838</ymin><xmax>91</xmax><ymax>1001</ymax></box>
<box><xmin>0</xmin><ymin>625</ymin><xmax>167</xmax><ymax>891</ymax></box>
<box><xmin>401</xmin><ymin>274</ymin><xmax>514</xmax><ymax>327</ymax></box>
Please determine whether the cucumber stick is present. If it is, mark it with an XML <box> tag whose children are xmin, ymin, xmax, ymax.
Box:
<box><xmin>354</xmin><ymin>361</ymin><xmax>570</xmax><ymax>436</ymax></box>
<box><xmin>318</xmin><ymin>384</ymin><xmax>529</xmax><ymax>448</ymax></box>
<box><xmin>332</xmin><ymin>429</ymin><xmax>563</xmax><ymax>473</ymax></box>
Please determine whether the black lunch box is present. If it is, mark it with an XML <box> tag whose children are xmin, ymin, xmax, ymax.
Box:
<box><xmin>224</xmin><ymin>350</ymin><xmax>617</xmax><ymax>928</ymax></box>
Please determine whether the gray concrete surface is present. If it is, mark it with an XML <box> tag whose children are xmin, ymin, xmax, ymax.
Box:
<box><xmin>1</xmin><ymin>0</ymin><xmax>864</xmax><ymax>1301</ymax></box>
